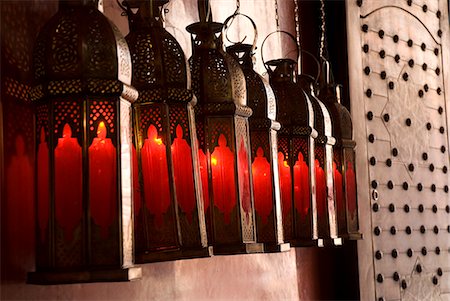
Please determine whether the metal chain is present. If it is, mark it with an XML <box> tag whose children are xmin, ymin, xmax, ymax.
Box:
<box><xmin>274</xmin><ymin>0</ymin><xmax>280</xmax><ymax>30</ymax></box>
<box><xmin>319</xmin><ymin>0</ymin><xmax>328</xmax><ymax>60</ymax></box>
<box><xmin>236</xmin><ymin>0</ymin><xmax>240</xmax><ymax>13</ymax></box>
<box><xmin>294</xmin><ymin>0</ymin><xmax>301</xmax><ymax>50</ymax></box>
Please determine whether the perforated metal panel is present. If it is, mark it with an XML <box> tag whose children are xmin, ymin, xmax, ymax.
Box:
<box><xmin>347</xmin><ymin>0</ymin><xmax>450</xmax><ymax>300</ymax></box>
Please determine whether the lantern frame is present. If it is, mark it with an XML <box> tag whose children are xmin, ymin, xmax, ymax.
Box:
<box><xmin>27</xmin><ymin>0</ymin><xmax>141</xmax><ymax>284</ymax></box>
<box><xmin>123</xmin><ymin>0</ymin><xmax>211</xmax><ymax>263</ymax></box>
<box><xmin>186</xmin><ymin>0</ymin><xmax>263</xmax><ymax>255</ymax></box>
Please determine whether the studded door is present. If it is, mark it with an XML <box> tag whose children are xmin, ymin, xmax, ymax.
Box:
<box><xmin>346</xmin><ymin>0</ymin><xmax>450</xmax><ymax>300</ymax></box>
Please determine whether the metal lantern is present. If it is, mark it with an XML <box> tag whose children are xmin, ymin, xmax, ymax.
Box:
<box><xmin>225</xmin><ymin>16</ymin><xmax>288</xmax><ymax>252</ymax></box>
<box><xmin>297</xmin><ymin>73</ymin><xmax>340</xmax><ymax>245</ymax></box>
<box><xmin>186</xmin><ymin>0</ymin><xmax>263</xmax><ymax>255</ymax></box>
<box><xmin>123</xmin><ymin>0</ymin><xmax>211</xmax><ymax>262</ymax></box>
<box><xmin>265</xmin><ymin>48</ymin><xmax>319</xmax><ymax>246</ymax></box>
<box><xmin>28</xmin><ymin>0</ymin><xmax>141</xmax><ymax>284</ymax></box>
<box><xmin>318</xmin><ymin>60</ymin><xmax>362</xmax><ymax>240</ymax></box>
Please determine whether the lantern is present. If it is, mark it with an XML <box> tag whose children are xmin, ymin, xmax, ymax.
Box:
<box><xmin>123</xmin><ymin>0</ymin><xmax>211</xmax><ymax>262</ymax></box>
<box><xmin>318</xmin><ymin>60</ymin><xmax>362</xmax><ymax>240</ymax></box>
<box><xmin>297</xmin><ymin>72</ymin><xmax>340</xmax><ymax>245</ymax></box>
<box><xmin>225</xmin><ymin>16</ymin><xmax>288</xmax><ymax>252</ymax></box>
<box><xmin>186</xmin><ymin>0</ymin><xmax>263</xmax><ymax>254</ymax></box>
<box><xmin>28</xmin><ymin>0</ymin><xmax>141</xmax><ymax>284</ymax></box>
<box><xmin>265</xmin><ymin>43</ymin><xmax>319</xmax><ymax>246</ymax></box>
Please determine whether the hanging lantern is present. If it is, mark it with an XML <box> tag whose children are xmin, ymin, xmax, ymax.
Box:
<box><xmin>225</xmin><ymin>14</ymin><xmax>288</xmax><ymax>253</ymax></box>
<box><xmin>123</xmin><ymin>0</ymin><xmax>211</xmax><ymax>262</ymax></box>
<box><xmin>297</xmin><ymin>72</ymin><xmax>340</xmax><ymax>246</ymax></box>
<box><xmin>186</xmin><ymin>0</ymin><xmax>263</xmax><ymax>254</ymax></box>
<box><xmin>264</xmin><ymin>32</ymin><xmax>319</xmax><ymax>247</ymax></box>
<box><xmin>318</xmin><ymin>60</ymin><xmax>362</xmax><ymax>240</ymax></box>
<box><xmin>28</xmin><ymin>0</ymin><xmax>141</xmax><ymax>284</ymax></box>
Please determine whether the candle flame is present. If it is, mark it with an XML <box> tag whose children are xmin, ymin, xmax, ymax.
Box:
<box><xmin>97</xmin><ymin>121</ymin><xmax>107</xmax><ymax>139</ymax></box>
<box><xmin>211</xmin><ymin>157</ymin><xmax>218</xmax><ymax>166</ymax></box>
<box><xmin>154</xmin><ymin>137</ymin><xmax>163</xmax><ymax>145</ymax></box>
<box><xmin>284</xmin><ymin>161</ymin><xmax>289</xmax><ymax>168</ymax></box>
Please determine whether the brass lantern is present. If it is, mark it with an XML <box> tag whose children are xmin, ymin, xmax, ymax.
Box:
<box><xmin>186</xmin><ymin>0</ymin><xmax>263</xmax><ymax>254</ymax></box>
<box><xmin>123</xmin><ymin>0</ymin><xmax>211</xmax><ymax>262</ymax></box>
<box><xmin>297</xmin><ymin>72</ymin><xmax>340</xmax><ymax>245</ymax></box>
<box><xmin>265</xmin><ymin>36</ymin><xmax>319</xmax><ymax>246</ymax></box>
<box><xmin>318</xmin><ymin>60</ymin><xmax>362</xmax><ymax>240</ymax></box>
<box><xmin>28</xmin><ymin>0</ymin><xmax>141</xmax><ymax>284</ymax></box>
<box><xmin>225</xmin><ymin>15</ymin><xmax>288</xmax><ymax>253</ymax></box>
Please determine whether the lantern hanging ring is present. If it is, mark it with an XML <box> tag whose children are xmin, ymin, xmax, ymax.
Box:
<box><xmin>261</xmin><ymin>30</ymin><xmax>299</xmax><ymax>72</ymax></box>
<box><xmin>222</xmin><ymin>12</ymin><xmax>258</xmax><ymax>54</ymax></box>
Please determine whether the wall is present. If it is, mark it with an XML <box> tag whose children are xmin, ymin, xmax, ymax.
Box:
<box><xmin>0</xmin><ymin>0</ymin><xmax>359</xmax><ymax>300</ymax></box>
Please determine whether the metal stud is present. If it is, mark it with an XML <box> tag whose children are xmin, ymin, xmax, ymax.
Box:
<box><xmin>446</xmin><ymin>205</ymin><xmax>450</xmax><ymax>213</ymax></box>
<box><xmin>418</xmin><ymin>90</ymin><xmax>424</xmax><ymax>97</ymax></box>
<box><xmin>395</xmin><ymin>55</ymin><xmax>400</xmax><ymax>63</ymax></box>
<box><xmin>407</xmin><ymin>248</ymin><xmax>413</xmax><ymax>257</ymax></box>
<box><xmin>424</xmin><ymin>84</ymin><xmax>429</xmax><ymax>92</ymax></box>
<box><xmin>368</xmin><ymin>134</ymin><xmax>375</xmax><ymax>143</ymax></box>
<box><xmin>407</xmin><ymin>39</ymin><xmax>413</xmax><ymax>47</ymax></box>
<box><xmin>421</xmin><ymin>43</ymin><xmax>426</xmax><ymax>51</ymax></box>
<box><xmin>434</xmin><ymin>226</ymin><xmax>439</xmax><ymax>234</ymax></box>
<box><xmin>370</xmin><ymin>156</ymin><xmax>377</xmax><ymax>165</ymax></box>
<box><xmin>405</xmin><ymin>119</ymin><xmax>412</xmax><ymax>127</ymax></box>
<box><xmin>443</xmin><ymin>166</ymin><xmax>448</xmax><ymax>174</ymax></box>
<box><xmin>387</xmin><ymin>180</ymin><xmax>394</xmax><ymax>189</ymax></box>
<box><xmin>363</xmin><ymin>44</ymin><xmax>369</xmax><ymax>53</ymax></box>
<box><xmin>386</xmin><ymin>159</ymin><xmax>392</xmax><ymax>167</ymax></box>
<box><xmin>380</xmin><ymin>71</ymin><xmax>387</xmax><ymax>79</ymax></box>
<box><xmin>441</xmin><ymin>145</ymin><xmax>446</xmax><ymax>153</ymax></box>
<box><xmin>426</xmin><ymin>123</ymin><xmax>432</xmax><ymax>130</ymax></box>
<box><xmin>390</xmin><ymin>226</ymin><xmax>397</xmax><ymax>235</ymax></box>
<box><xmin>417</xmin><ymin>183</ymin><xmax>423</xmax><ymax>191</ymax></box>
<box><xmin>379</xmin><ymin>50</ymin><xmax>386</xmax><ymax>58</ymax></box>
<box><xmin>404</xmin><ymin>205</ymin><xmax>410</xmax><ymax>213</ymax></box>
<box><xmin>419</xmin><ymin>205</ymin><xmax>424</xmax><ymax>213</ymax></box>
<box><xmin>392</xmin><ymin>249</ymin><xmax>398</xmax><ymax>258</ymax></box>
<box><xmin>374</xmin><ymin>226</ymin><xmax>381</xmax><ymax>236</ymax></box>
<box><xmin>364</xmin><ymin>66</ymin><xmax>371</xmax><ymax>75</ymax></box>
<box><xmin>405</xmin><ymin>226</ymin><xmax>412</xmax><ymax>234</ymax></box>
<box><xmin>422</xmin><ymin>247</ymin><xmax>428</xmax><ymax>255</ymax></box>
<box><xmin>406</xmin><ymin>0</ymin><xmax>412</xmax><ymax>5</ymax></box>
<box><xmin>392</xmin><ymin>148</ymin><xmax>398</xmax><ymax>156</ymax></box>
<box><xmin>388</xmin><ymin>81</ymin><xmax>394</xmax><ymax>89</ymax></box>
<box><xmin>362</xmin><ymin>24</ymin><xmax>369</xmax><ymax>32</ymax></box>
<box><xmin>437</xmin><ymin>87</ymin><xmax>441</xmax><ymax>95</ymax></box>
<box><xmin>402</xmin><ymin>182</ymin><xmax>409</xmax><ymax>190</ymax></box>
<box><xmin>384</xmin><ymin>113</ymin><xmax>390</xmax><ymax>122</ymax></box>
<box><xmin>366</xmin><ymin>89</ymin><xmax>372</xmax><ymax>97</ymax></box>
<box><xmin>436</xmin><ymin>68</ymin><xmax>441</xmax><ymax>75</ymax></box>
<box><xmin>433</xmin><ymin>276</ymin><xmax>438</xmax><ymax>285</ymax></box>
<box><xmin>372</xmin><ymin>203</ymin><xmax>380</xmax><ymax>212</ymax></box>
<box><xmin>420</xmin><ymin>225</ymin><xmax>426</xmax><ymax>233</ymax></box>
<box><xmin>437</xmin><ymin>268</ymin><xmax>443</xmax><ymax>276</ymax></box>
<box><xmin>375</xmin><ymin>250</ymin><xmax>383</xmax><ymax>260</ymax></box>
<box><xmin>435</xmin><ymin>247</ymin><xmax>441</xmax><ymax>255</ymax></box>
<box><xmin>438</xmin><ymin>30</ymin><xmax>442</xmax><ymax>37</ymax></box>
<box><xmin>401</xmin><ymin>280</ymin><xmax>407</xmax><ymax>289</ymax></box>
<box><xmin>422</xmin><ymin>63</ymin><xmax>428</xmax><ymax>70</ymax></box>
<box><xmin>445</xmin><ymin>185</ymin><xmax>449</xmax><ymax>193</ymax></box>
<box><xmin>356</xmin><ymin>0</ymin><xmax>363</xmax><ymax>7</ymax></box>
<box><xmin>372</xmin><ymin>180</ymin><xmax>378</xmax><ymax>188</ymax></box>
<box><xmin>422</xmin><ymin>152</ymin><xmax>428</xmax><ymax>160</ymax></box>
<box><xmin>432</xmin><ymin>205</ymin><xmax>438</xmax><ymax>213</ymax></box>
<box><xmin>416</xmin><ymin>264</ymin><xmax>422</xmax><ymax>273</ymax></box>
<box><xmin>438</xmin><ymin>107</ymin><xmax>443</xmax><ymax>114</ymax></box>
<box><xmin>393</xmin><ymin>35</ymin><xmax>399</xmax><ymax>43</ymax></box>
<box><xmin>434</xmin><ymin>48</ymin><xmax>439</xmax><ymax>56</ymax></box>
<box><xmin>377</xmin><ymin>274</ymin><xmax>384</xmax><ymax>283</ymax></box>
<box><xmin>403</xmin><ymin>73</ymin><xmax>409</xmax><ymax>81</ymax></box>
<box><xmin>367</xmin><ymin>111</ymin><xmax>374</xmax><ymax>120</ymax></box>
<box><xmin>408</xmin><ymin>163</ymin><xmax>414</xmax><ymax>171</ymax></box>
<box><xmin>389</xmin><ymin>203</ymin><xmax>395</xmax><ymax>212</ymax></box>
<box><xmin>429</xmin><ymin>164</ymin><xmax>435</xmax><ymax>172</ymax></box>
<box><xmin>408</xmin><ymin>59</ymin><xmax>414</xmax><ymax>67</ymax></box>
<box><xmin>436</xmin><ymin>11</ymin><xmax>441</xmax><ymax>18</ymax></box>
<box><xmin>378</xmin><ymin>30</ymin><xmax>385</xmax><ymax>38</ymax></box>
<box><xmin>422</xmin><ymin>5</ymin><xmax>427</xmax><ymax>12</ymax></box>
<box><xmin>431</xmin><ymin>184</ymin><xmax>436</xmax><ymax>192</ymax></box>
<box><xmin>440</xmin><ymin>126</ymin><xmax>445</xmax><ymax>134</ymax></box>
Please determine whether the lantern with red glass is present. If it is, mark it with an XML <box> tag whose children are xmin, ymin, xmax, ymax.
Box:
<box><xmin>225</xmin><ymin>14</ymin><xmax>288</xmax><ymax>253</ymax></box>
<box><xmin>318</xmin><ymin>60</ymin><xmax>362</xmax><ymax>240</ymax></box>
<box><xmin>123</xmin><ymin>0</ymin><xmax>211</xmax><ymax>262</ymax></box>
<box><xmin>264</xmin><ymin>32</ymin><xmax>319</xmax><ymax>247</ymax></box>
<box><xmin>186</xmin><ymin>0</ymin><xmax>263</xmax><ymax>254</ymax></box>
<box><xmin>297</xmin><ymin>71</ymin><xmax>340</xmax><ymax>246</ymax></box>
<box><xmin>28</xmin><ymin>0</ymin><xmax>141</xmax><ymax>284</ymax></box>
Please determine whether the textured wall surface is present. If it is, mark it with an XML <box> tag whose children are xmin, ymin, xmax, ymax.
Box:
<box><xmin>347</xmin><ymin>0</ymin><xmax>450</xmax><ymax>300</ymax></box>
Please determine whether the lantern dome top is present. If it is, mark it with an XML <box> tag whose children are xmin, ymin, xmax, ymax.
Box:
<box><xmin>125</xmin><ymin>1</ymin><xmax>192</xmax><ymax>103</ymax></box>
<box><xmin>227</xmin><ymin>43</ymin><xmax>276</xmax><ymax>121</ymax></box>
<box><xmin>187</xmin><ymin>21</ymin><xmax>247</xmax><ymax>107</ymax></box>
<box><xmin>31</xmin><ymin>2</ymin><xmax>135</xmax><ymax>102</ymax></box>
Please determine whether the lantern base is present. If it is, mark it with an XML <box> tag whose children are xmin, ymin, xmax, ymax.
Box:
<box><xmin>213</xmin><ymin>242</ymin><xmax>264</xmax><ymax>255</ymax></box>
<box><xmin>27</xmin><ymin>266</ymin><xmax>142</xmax><ymax>285</ymax></box>
<box><xmin>322</xmin><ymin>237</ymin><xmax>343</xmax><ymax>247</ymax></box>
<box><xmin>290</xmin><ymin>239</ymin><xmax>323</xmax><ymax>248</ymax></box>
<box><xmin>263</xmin><ymin>242</ymin><xmax>291</xmax><ymax>253</ymax></box>
<box><xmin>135</xmin><ymin>246</ymin><xmax>213</xmax><ymax>263</ymax></box>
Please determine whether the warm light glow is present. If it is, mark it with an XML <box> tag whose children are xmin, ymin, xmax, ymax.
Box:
<box><xmin>154</xmin><ymin>138</ymin><xmax>163</xmax><ymax>145</ymax></box>
<box><xmin>284</xmin><ymin>161</ymin><xmax>289</xmax><ymax>168</ymax></box>
<box><xmin>211</xmin><ymin>157</ymin><xmax>218</xmax><ymax>166</ymax></box>
<box><xmin>97</xmin><ymin>121</ymin><xmax>107</xmax><ymax>140</ymax></box>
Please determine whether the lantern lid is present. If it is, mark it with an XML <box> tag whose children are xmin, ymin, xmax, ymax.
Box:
<box><xmin>267</xmin><ymin>59</ymin><xmax>314</xmax><ymax>133</ymax></box>
<box><xmin>187</xmin><ymin>18</ymin><xmax>247</xmax><ymax>107</ymax></box>
<box><xmin>31</xmin><ymin>1</ymin><xmax>136</xmax><ymax>102</ymax></box>
<box><xmin>227</xmin><ymin>43</ymin><xmax>276</xmax><ymax>122</ymax></box>
<box><xmin>125</xmin><ymin>1</ymin><xmax>192</xmax><ymax>103</ymax></box>
<box><xmin>317</xmin><ymin>60</ymin><xmax>353</xmax><ymax>140</ymax></box>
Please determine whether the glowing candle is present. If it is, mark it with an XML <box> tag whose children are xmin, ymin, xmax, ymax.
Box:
<box><xmin>55</xmin><ymin>123</ymin><xmax>82</xmax><ymax>241</ymax></box>
<box><xmin>278</xmin><ymin>152</ymin><xmax>292</xmax><ymax>218</ymax></box>
<box><xmin>333</xmin><ymin>161</ymin><xmax>344</xmax><ymax>219</ymax></box>
<box><xmin>211</xmin><ymin>134</ymin><xmax>236</xmax><ymax>224</ymax></box>
<box><xmin>141</xmin><ymin>125</ymin><xmax>171</xmax><ymax>227</ymax></box>
<box><xmin>171</xmin><ymin>125</ymin><xmax>196</xmax><ymax>223</ymax></box>
<box><xmin>37</xmin><ymin>128</ymin><xmax>49</xmax><ymax>242</ymax></box>
<box><xmin>238</xmin><ymin>139</ymin><xmax>251</xmax><ymax>221</ymax></box>
<box><xmin>293</xmin><ymin>152</ymin><xmax>309</xmax><ymax>217</ymax></box>
<box><xmin>315</xmin><ymin>159</ymin><xmax>326</xmax><ymax>217</ymax></box>
<box><xmin>198</xmin><ymin>148</ymin><xmax>210</xmax><ymax>212</ymax></box>
<box><xmin>89</xmin><ymin>121</ymin><xmax>117</xmax><ymax>238</ymax></box>
<box><xmin>252</xmin><ymin>147</ymin><xmax>273</xmax><ymax>224</ymax></box>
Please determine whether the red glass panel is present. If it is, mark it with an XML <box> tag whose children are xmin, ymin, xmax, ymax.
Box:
<box><xmin>89</xmin><ymin>121</ymin><xmax>117</xmax><ymax>238</ymax></box>
<box><xmin>211</xmin><ymin>134</ymin><xmax>237</xmax><ymax>224</ymax></box>
<box><xmin>141</xmin><ymin>125</ymin><xmax>171</xmax><ymax>226</ymax></box>
<box><xmin>333</xmin><ymin>161</ymin><xmax>344</xmax><ymax>219</ymax></box>
<box><xmin>277</xmin><ymin>152</ymin><xmax>292</xmax><ymax>218</ymax></box>
<box><xmin>293</xmin><ymin>152</ymin><xmax>309</xmax><ymax>217</ymax></box>
<box><xmin>132</xmin><ymin>143</ymin><xmax>141</xmax><ymax>216</ymax></box>
<box><xmin>346</xmin><ymin>161</ymin><xmax>357</xmax><ymax>220</ymax></box>
<box><xmin>315</xmin><ymin>159</ymin><xmax>326</xmax><ymax>218</ymax></box>
<box><xmin>198</xmin><ymin>148</ymin><xmax>210</xmax><ymax>212</ymax></box>
<box><xmin>252</xmin><ymin>147</ymin><xmax>273</xmax><ymax>224</ymax></box>
<box><xmin>238</xmin><ymin>138</ymin><xmax>251</xmax><ymax>219</ymax></box>
<box><xmin>171</xmin><ymin>125</ymin><xmax>196</xmax><ymax>223</ymax></box>
<box><xmin>37</xmin><ymin>128</ymin><xmax>49</xmax><ymax>242</ymax></box>
<box><xmin>55</xmin><ymin>123</ymin><xmax>82</xmax><ymax>241</ymax></box>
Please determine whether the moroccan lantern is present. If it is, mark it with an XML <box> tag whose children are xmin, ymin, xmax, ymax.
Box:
<box><xmin>186</xmin><ymin>0</ymin><xmax>263</xmax><ymax>254</ymax></box>
<box><xmin>264</xmin><ymin>32</ymin><xmax>319</xmax><ymax>247</ymax></box>
<box><xmin>297</xmin><ymin>72</ymin><xmax>340</xmax><ymax>245</ymax></box>
<box><xmin>225</xmin><ymin>14</ymin><xmax>288</xmax><ymax>253</ymax></box>
<box><xmin>28</xmin><ymin>0</ymin><xmax>141</xmax><ymax>284</ymax></box>
<box><xmin>123</xmin><ymin>0</ymin><xmax>211</xmax><ymax>262</ymax></box>
<box><xmin>318</xmin><ymin>60</ymin><xmax>362</xmax><ymax>240</ymax></box>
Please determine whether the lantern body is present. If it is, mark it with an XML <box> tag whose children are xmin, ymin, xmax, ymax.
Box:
<box><xmin>267</xmin><ymin>59</ymin><xmax>319</xmax><ymax>246</ymax></box>
<box><xmin>125</xmin><ymin>3</ymin><xmax>210</xmax><ymax>262</ymax></box>
<box><xmin>319</xmin><ymin>82</ymin><xmax>362</xmax><ymax>240</ymax></box>
<box><xmin>227</xmin><ymin>44</ymin><xmax>288</xmax><ymax>252</ymax></box>
<box><xmin>28</xmin><ymin>1</ymin><xmax>141</xmax><ymax>284</ymax></box>
<box><xmin>298</xmin><ymin>75</ymin><xmax>339</xmax><ymax>245</ymax></box>
<box><xmin>187</xmin><ymin>22</ymin><xmax>262</xmax><ymax>254</ymax></box>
